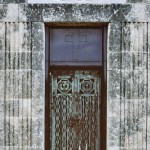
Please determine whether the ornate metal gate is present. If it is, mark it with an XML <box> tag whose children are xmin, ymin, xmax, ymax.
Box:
<box><xmin>50</xmin><ymin>69</ymin><xmax>101</xmax><ymax>150</ymax></box>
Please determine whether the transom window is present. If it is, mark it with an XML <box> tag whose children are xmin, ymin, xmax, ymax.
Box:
<box><xmin>50</xmin><ymin>29</ymin><xmax>102</xmax><ymax>66</ymax></box>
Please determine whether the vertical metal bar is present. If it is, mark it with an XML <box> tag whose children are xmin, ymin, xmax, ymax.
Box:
<box><xmin>101</xmin><ymin>26</ymin><xmax>107</xmax><ymax>150</ymax></box>
<box><xmin>45</xmin><ymin>26</ymin><xmax>50</xmax><ymax>150</ymax></box>
<box><xmin>59</xmin><ymin>95</ymin><xmax>62</xmax><ymax>149</ymax></box>
<box><xmin>88</xmin><ymin>96</ymin><xmax>90</xmax><ymax>149</ymax></box>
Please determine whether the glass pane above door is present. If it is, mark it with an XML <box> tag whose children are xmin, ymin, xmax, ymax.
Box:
<box><xmin>50</xmin><ymin>29</ymin><xmax>103</xmax><ymax>66</ymax></box>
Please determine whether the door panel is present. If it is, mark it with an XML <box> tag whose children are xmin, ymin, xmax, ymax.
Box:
<box><xmin>50</xmin><ymin>70</ymin><xmax>101</xmax><ymax>150</ymax></box>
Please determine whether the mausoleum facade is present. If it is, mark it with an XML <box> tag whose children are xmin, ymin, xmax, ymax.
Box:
<box><xmin>0</xmin><ymin>0</ymin><xmax>150</xmax><ymax>149</ymax></box>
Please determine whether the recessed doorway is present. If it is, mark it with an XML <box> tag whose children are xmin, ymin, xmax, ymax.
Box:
<box><xmin>45</xmin><ymin>25</ymin><xmax>107</xmax><ymax>150</ymax></box>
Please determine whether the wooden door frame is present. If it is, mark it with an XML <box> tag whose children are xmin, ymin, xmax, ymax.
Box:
<box><xmin>45</xmin><ymin>24</ymin><xmax>107</xmax><ymax>150</ymax></box>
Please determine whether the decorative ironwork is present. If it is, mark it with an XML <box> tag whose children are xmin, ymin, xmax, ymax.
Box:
<box><xmin>80</xmin><ymin>79</ymin><xmax>94</xmax><ymax>94</ymax></box>
<box><xmin>57</xmin><ymin>78</ymin><xmax>72</xmax><ymax>94</ymax></box>
<box><xmin>50</xmin><ymin>70</ymin><xmax>101</xmax><ymax>150</ymax></box>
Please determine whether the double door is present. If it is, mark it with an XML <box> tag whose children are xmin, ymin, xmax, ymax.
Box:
<box><xmin>50</xmin><ymin>69</ymin><xmax>101</xmax><ymax>150</ymax></box>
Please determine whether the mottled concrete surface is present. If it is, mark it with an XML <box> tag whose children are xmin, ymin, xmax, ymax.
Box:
<box><xmin>0</xmin><ymin>0</ymin><xmax>150</xmax><ymax>150</ymax></box>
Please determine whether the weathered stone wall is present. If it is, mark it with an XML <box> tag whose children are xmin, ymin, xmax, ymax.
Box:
<box><xmin>108</xmin><ymin>22</ymin><xmax>149</xmax><ymax>149</ymax></box>
<box><xmin>0</xmin><ymin>1</ymin><xmax>45</xmax><ymax>149</ymax></box>
<box><xmin>0</xmin><ymin>0</ymin><xmax>150</xmax><ymax>150</ymax></box>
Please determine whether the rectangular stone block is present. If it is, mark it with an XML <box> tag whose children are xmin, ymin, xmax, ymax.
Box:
<box><xmin>32</xmin><ymin>52</ymin><xmax>44</xmax><ymax>70</ymax></box>
<box><xmin>107</xmin><ymin>116</ymin><xmax>120</xmax><ymax>150</ymax></box>
<box><xmin>0</xmin><ymin>100</ymin><xmax>4</xmax><ymax>146</ymax></box>
<box><xmin>5</xmin><ymin>117</ymin><xmax>32</xmax><ymax>147</ymax></box>
<box><xmin>125</xmin><ymin>4</ymin><xmax>150</xmax><ymax>22</ymax></box>
<box><xmin>31</xmin><ymin>22</ymin><xmax>45</xmax><ymax>52</ymax></box>
<box><xmin>108</xmin><ymin>22</ymin><xmax>122</xmax><ymax>52</ymax></box>
<box><xmin>121</xmin><ymin>70</ymin><xmax>147</xmax><ymax>99</ymax></box>
<box><xmin>0</xmin><ymin>4</ymin><xmax>18</xmax><ymax>22</ymax></box>
<box><xmin>5</xmin><ymin>72</ymin><xmax>13</xmax><ymax>100</ymax></box>
<box><xmin>122</xmin><ymin>23</ymin><xmax>130</xmax><ymax>52</ymax></box>
<box><xmin>32</xmin><ymin>117</ymin><xmax>44</xmax><ymax>148</ymax></box>
<box><xmin>107</xmin><ymin>70</ymin><xmax>121</xmax><ymax>100</ymax></box>
<box><xmin>148</xmin><ymin>98</ymin><xmax>150</xmax><ymax>149</ymax></box>
<box><xmin>19</xmin><ymin>22</ymin><xmax>31</xmax><ymax>52</ymax></box>
<box><xmin>72</xmin><ymin>4</ymin><xmax>116</xmax><ymax>22</ymax></box>
<box><xmin>135</xmin><ymin>52</ymin><xmax>148</xmax><ymax>70</ymax></box>
<box><xmin>120</xmin><ymin>70</ymin><xmax>132</xmax><ymax>99</ymax></box>
<box><xmin>6</xmin><ymin>99</ymin><xmax>31</xmax><ymax>118</ymax></box>
<box><xmin>108</xmin><ymin>100</ymin><xmax>120</xmax><ymax>118</ymax></box>
<box><xmin>122</xmin><ymin>52</ymin><xmax>148</xmax><ymax>70</ymax></box>
<box><xmin>32</xmin><ymin>99</ymin><xmax>44</xmax><ymax>118</ymax></box>
<box><xmin>0</xmin><ymin>71</ymin><xmax>5</xmax><ymax>100</ymax></box>
<box><xmin>0</xmin><ymin>52</ymin><xmax>5</xmax><ymax>70</ymax></box>
<box><xmin>31</xmin><ymin>71</ymin><xmax>44</xmax><ymax>148</ymax></box>
<box><xmin>6</xmin><ymin>22</ymin><xmax>31</xmax><ymax>52</ymax></box>
<box><xmin>43</xmin><ymin>4</ymin><xmax>72</xmax><ymax>22</ymax></box>
<box><xmin>22</xmin><ymin>118</ymin><xmax>31</xmax><ymax>147</ymax></box>
<box><xmin>122</xmin><ymin>23</ymin><xmax>148</xmax><ymax>56</ymax></box>
<box><xmin>120</xmin><ymin>99</ymin><xmax>147</xmax><ymax>149</ymax></box>
<box><xmin>19</xmin><ymin>3</ymin><xmax>28</xmax><ymax>22</ymax></box>
<box><xmin>21</xmin><ymin>4</ymin><xmax>132</xmax><ymax>22</ymax></box>
<box><xmin>27</xmin><ymin>4</ymin><xmax>43</xmax><ymax>22</ymax></box>
<box><xmin>5</xmin><ymin>101</ymin><xmax>14</xmax><ymax>117</ymax></box>
<box><xmin>20</xmin><ymin>118</ymin><xmax>31</xmax><ymax>147</ymax></box>
<box><xmin>32</xmin><ymin>70</ymin><xmax>45</xmax><ymax>116</ymax></box>
<box><xmin>0</xmin><ymin>23</ymin><xmax>5</xmax><ymax>51</ymax></box>
<box><xmin>22</xmin><ymin>99</ymin><xmax>31</xmax><ymax>117</ymax></box>
<box><xmin>0</xmin><ymin>4</ymin><xmax>8</xmax><ymax>20</ymax></box>
<box><xmin>6</xmin><ymin>52</ymin><xmax>31</xmax><ymax>70</ymax></box>
<box><xmin>5</xmin><ymin>70</ymin><xmax>31</xmax><ymax>100</ymax></box>
<box><xmin>126</xmin><ymin>23</ymin><xmax>147</xmax><ymax>52</ymax></box>
<box><xmin>5</xmin><ymin>117</ymin><xmax>15</xmax><ymax>146</ymax></box>
<box><xmin>32</xmin><ymin>70</ymin><xmax>45</xmax><ymax>100</ymax></box>
<box><xmin>108</xmin><ymin>52</ymin><xmax>121</xmax><ymax>69</ymax></box>
<box><xmin>0</xmin><ymin>101</ymin><xmax>4</xmax><ymax>114</ymax></box>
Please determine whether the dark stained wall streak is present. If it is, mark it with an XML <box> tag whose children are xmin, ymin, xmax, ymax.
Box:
<box><xmin>107</xmin><ymin>22</ymin><xmax>149</xmax><ymax>149</ymax></box>
<box><xmin>0</xmin><ymin>22</ymin><xmax>5</xmax><ymax>148</ymax></box>
<box><xmin>4</xmin><ymin>22</ymin><xmax>32</xmax><ymax>149</ymax></box>
<box><xmin>120</xmin><ymin>23</ymin><xmax>148</xmax><ymax>149</ymax></box>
